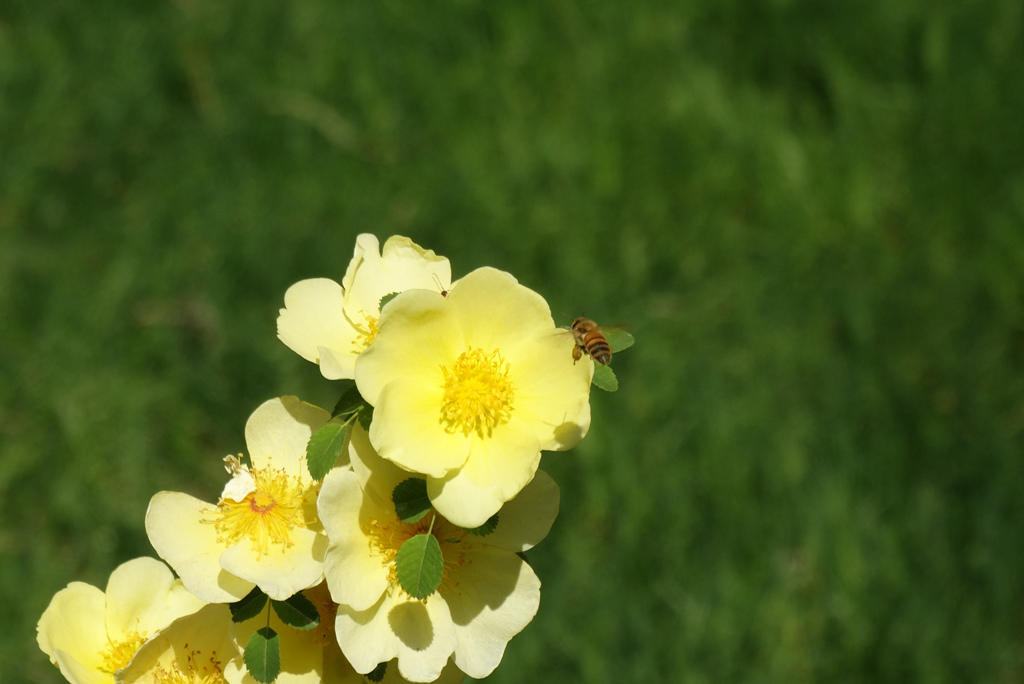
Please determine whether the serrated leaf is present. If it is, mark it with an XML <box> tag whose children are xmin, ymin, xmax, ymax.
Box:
<box><xmin>229</xmin><ymin>586</ymin><xmax>268</xmax><ymax>623</ymax></box>
<box><xmin>270</xmin><ymin>593</ymin><xmax>320</xmax><ymax>631</ymax></box>
<box><xmin>379</xmin><ymin>292</ymin><xmax>400</xmax><ymax>311</ymax></box>
<box><xmin>244</xmin><ymin>627</ymin><xmax>280</xmax><ymax>684</ymax></box>
<box><xmin>330</xmin><ymin>381</ymin><xmax>362</xmax><ymax>418</ymax></box>
<box><xmin>366</xmin><ymin>662</ymin><xmax>388</xmax><ymax>682</ymax></box>
<box><xmin>462</xmin><ymin>513</ymin><xmax>498</xmax><ymax>536</ymax></box>
<box><xmin>592</xmin><ymin>364</ymin><xmax>619</xmax><ymax>392</ymax></box>
<box><xmin>392</xmin><ymin>478</ymin><xmax>432</xmax><ymax>524</ymax></box>
<box><xmin>357</xmin><ymin>404</ymin><xmax>374</xmax><ymax>431</ymax></box>
<box><xmin>395</xmin><ymin>533</ymin><xmax>444</xmax><ymax>599</ymax></box>
<box><xmin>306</xmin><ymin>422</ymin><xmax>348</xmax><ymax>480</ymax></box>
<box><xmin>604</xmin><ymin>328</ymin><xmax>634</xmax><ymax>353</ymax></box>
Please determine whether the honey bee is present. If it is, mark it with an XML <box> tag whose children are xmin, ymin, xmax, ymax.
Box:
<box><xmin>570</xmin><ymin>317</ymin><xmax>613</xmax><ymax>365</ymax></box>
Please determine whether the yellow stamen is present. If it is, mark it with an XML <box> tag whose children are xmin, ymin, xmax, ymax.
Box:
<box><xmin>440</xmin><ymin>347</ymin><xmax>515</xmax><ymax>437</ymax></box>
<box><xmin>98</xmin><ymin>629</ymin><xmax>146</xmax><ymax>674</ymax></box>
<box><xmin>364</xmin><ymin>513</ymin><xmax>472</xmax><ymax>599</ymax></box>
<box><xmin>152</xmin><ymin>649</ymin><xmax>227</xmax><ymax>684</ymax></box>
<box><xmin>351</xmin><ymin>311</ymin><xmax>379</xmax><ymax>352</ymax></box>
<box><xmin>209</xmin><ymin>465</ymin><xmax>313</xmax><ymax>557</ymax></box>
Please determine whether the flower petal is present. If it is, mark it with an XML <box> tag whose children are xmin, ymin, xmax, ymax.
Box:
<box><xmin>369</xmin><ymin>378</ymin><xmax>470</xmax><ymax>479</ymax></box>
<box><xmin>53</xmin><ymin>650</ymin><xmax>109</xmax><ymax>684</ymax></box>
<box><xmin>448</xmin><ymin>267</ymin><xmax>554</xmax><ymax>352</ymax></box>
<box><xmin>426</xmin><ymin>417</ymin><xmax>541</xmax><ymax>529</ymax></box>
<box><xmin>145</xmin><ymin>491</ymin><xmax>254</xmax><ymax>603</ymax></box>
<box><xmin>245</xmin><ymin>396</ymin><xmax>330</xmax><ymax>477</ymax></box>
<box><xmin>445</xmin><ymin>548</ymin><xmax>541</xmax><ymax>679</ymax></box>
<box><xmin>318</xmin><ymin>468</ymin><xmax>391</xmax><ymax>612</ymax></box>
<box><xmin>343</xmin><ymin>234</ymin><xmax>452</xmax><ymax>319</ymax></box>
<box><xmin>335</xmin><ymin>592</ymin><xmax>456</xmax><ymax>683</ymax></box>
<box><xmin>278</xmin><ymin>278</ymin><xmax>358</xmax><ymax>371</ymax></box>
<box><xmin>507</xmin><ymin>329</ymin><xmax>593</xmax><ymax>451</ymax></box>
<box><xmin>37</xmin><ymin>582</ymin><xmax>107</xmax><ymax>671</ymax></box>
<box><xmin>355</xmin><ymin>289</ymin><xmax>462</xmax><ymax>405</ymax></box>
<box><xmin>483</xmin><ymin>469</ymin><xmax>560</xmax><ymax>553</ymax></box>
<box><xmin>219</xmin><ymin>526</ymin><xmax>327</xmax><ymax>601</ymax></box>
<box><xmin>104</xmin><ymin>557</ymin><xmax>206</xmax><ymax>640</ymax></box>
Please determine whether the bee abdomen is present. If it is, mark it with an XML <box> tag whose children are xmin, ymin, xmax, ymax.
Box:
<box><xmin>584</xmin><ymin>334</ymin><xmax>612</xmax><ymax>365</ymax></box>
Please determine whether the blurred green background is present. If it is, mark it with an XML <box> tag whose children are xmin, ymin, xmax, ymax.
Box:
<box><xmin>4</xmin><ymin>0</ymin><xmax>1024</xmax><ymax>682</ymax></box>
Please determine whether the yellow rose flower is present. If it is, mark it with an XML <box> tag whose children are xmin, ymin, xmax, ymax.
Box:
<box><xmin>277</xmin><ymin>234</ymin><xmax>451</xmax><ymax>380</ymax></box>
<box><xmin>36</xmin><ymin>557</ymin><xmax>207</xmax><ymax>684</ymax></box>
<box><xmin>317</xmin><ymin>423</ymin><xmax>559</xmax><ymax>682</ymax></box>
<box><xmin>354</xmin><ymin>266</ymin><xmax>591</xmax><ymax>527</ymax></box>
<box><xmin>146</xmin><ymin>397</ymin><xmax>338</xmax><ymax>603</ymax></box>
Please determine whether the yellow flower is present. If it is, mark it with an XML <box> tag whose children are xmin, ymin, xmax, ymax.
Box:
<box><xmin>355</xmin><ymin>266</ymin><xmax>591</xmax><ymax>527</ymax></box>
<box><xmin>145</xmin><ymin>397</ymin><xmax>338</xmax><ymax>603</ymax></box>
<box><xmin>317</xmin><ymin>423</ymin><xmax>559</xmax><ymax>682</ymax></box>
<box><xmin>277</xmin><ymin>234</ymin><xmax>451</xmax><ymax>380</ymax></box>
<box><xmin>116</xmin><ymin>604</ymin><xmax>237</xmax><ymax>684</ymax></box>
<box><xmin>36</xmin><ymin>557</ymin><xmax>207</xmax><ymax>684</ymax></box>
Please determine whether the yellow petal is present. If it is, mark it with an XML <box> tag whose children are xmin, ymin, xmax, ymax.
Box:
<box><xmin>355</xmin><ymin>289</ymin><xmax>462</xmax><ymax>406</ymax></box>
<box><xmin>448</xmin><ymin>267</ymin><xmax>554</xmax><ymax>352</ymax></box>
<box><xmin>369</xmin><ymin>378</ymin><xmax>470</xmax><ymax>479</ymax></box>
<box><xmin>145</xmin><ymin>491</ymin><xmax>254</xmax><ymax>603</ymax></box>
<box><xmin>37</xmin><ymin>582</ymin><xmax>107</xmax><ymax>671</ymax></box>
<box><xmin>245</xmin><ymin>396</ymin><xmax>330</xmax><ymax>477</ymax></box>
<box><xmin>219</xmin><ymin>525</ymin><xmax>326</xmax><ymax>601</ymax></box>
<box><xmin>343</xmin><ymin>234</ymin><xmax>451</xmax><ymax>319</ymax></box>
<box><xmin>445</xmin><ymin>548</ymin><xmax>540</xmax><ymax>679</ymax></box>
<box><xmin>104</xmin><ymin>557</ymin><xmax>206</xmax><ymax>641</ymax></box>
<box><xmin>53</xmin><ymin>650</ymin><xmax>111</xmax><ymax>684</ymax></box>
<box><xmin>117</xmin><ymin>604</ymin><xmax>237</xmax><ymax>684</ymax></box>
<box><xmin>483</xmin><ymin>469</ymin><xmax>560</xmax><ymax>553</ymax></box>
<box><xmin>506</xmin><ymin>330</ymin><xmax>593</xmax><ymax>451</ymax></box>
<box><xmin>426</xmin><ymin>417</ymin><xmax>541</xmax><ymax>529</ymax></box>
<box><xmin>278</xmin><ymin>278</ymin><xmax>359</xmax><ymax>374</ymax></box>
<box><xmin>335</xmin><ymin>592</ymin><xmax>457</xmax><ymax>683</ymax></box>
<box><xmin>318</xmin><ymin>468</ymin><xmax>391</xmax><ymax>612</ymax></box>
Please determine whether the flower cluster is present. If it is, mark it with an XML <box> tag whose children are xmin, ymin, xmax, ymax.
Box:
<box><xmin>37</xmin><ymin>234</ymin><xmax>630</xmax><ymax>684</ymax></box>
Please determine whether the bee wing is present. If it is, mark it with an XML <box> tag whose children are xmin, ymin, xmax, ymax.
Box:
<box><xmin>603</xmin><ymin>328</ymin><xmax>634</xmax><ymax>353</ymax></box>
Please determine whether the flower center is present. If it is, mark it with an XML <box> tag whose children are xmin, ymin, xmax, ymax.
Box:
<box><xmin>365</xmin><ymin>514</ymin><xmax>470</xmax><ymax>597</ymax></box>
<box><xmin>351</xmin><ymin>311</ymin><xmax>379</xmax><ymax>352</ymax></box>
<box><xmin>98</xmin><ymin>629</ymin><xmax>146</xmax><ymax>674</ymax></box>
<box><xmin>440</xmin><ymin>347</ymin><xmax>515</xmax><ymax>437</ymax></box>
<box><xmin>152</xmin><ymin>649</ymin><xmax>227</xmax><ymax>684</ymax></box>
<box><xmin>210</xmin><ymin>465</ymin><xmax>313</xmax><ymax>556</ymax></box>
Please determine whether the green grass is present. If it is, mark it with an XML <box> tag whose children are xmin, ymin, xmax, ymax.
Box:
<box><xmin>3</xmin><ymin>1</ymin><xmax>1024</xmax><ymax>682</ymax></box>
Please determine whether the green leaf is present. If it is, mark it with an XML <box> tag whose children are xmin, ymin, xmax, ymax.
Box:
<box><xmin>229</xmin><ymin>586</ymin><xmax>268</xmax><ymax>623</ymax></box>
<box><xmin>462</xmin><ymin>513</ymin><xmax>498</xmax><ymax>536</ymax></box>
<box><xmin>330</xmin><ymin>381</ymin><xmax>362</xmax><ymax>418</ymax></box>
<box><xmin>604</xmin><ymin>328</ymin><xmax>634</xmax><ymax>353</ymax></box>
<box><xmin>366</xmin><ymin>662</ymin><xmax>388</xmax><ymax>682</ymax></box>
<box><xmin>244</xmin><ymin>627</ymin><xmax>280</xmax><ymax>684</ymax></box>
<box><xmin>306</xmin><ymin>422</ymin><xmax>348</xmax><ymax>481</ymax></box>
<box><xmin>378</xmin><ymin>291</ymin><xmax>400</xmax><ymax>311</ymax></box>
<box><xmin>357</xmin><ymin>404</ymin><xmax>374</xmax><ymax>431</ymax></box>
<box><xmin>392</xmin><ymin>478</ymin><xmax>432</xmax><ymax>524</ymax></box>
<box><xmin>592</xmin><ymin>364</ymin><xmax>619</xmax><ymax>392</ymax></box>
<box><xmin>395</xmin><ymin>533</ymin><xmax>444</xmax><ymax>599</ymax></box>
<box><xmin>270</xmin><ymin>593</ymin><xmax>320</xmax><ymax>631</ymax></box>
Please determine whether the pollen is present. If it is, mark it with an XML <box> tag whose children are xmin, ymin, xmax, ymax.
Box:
<box><xmin>151</xmin><ymin>649</ymin><xmax>227</xmax><ymax>684</ymax></box>
<box><xmin>440</xmin><ymin>347</ymin><xmax>515</xmax><ymax>437</ymax></box>
<box><xmin>210</xmin><ymin>464</ymin><xmax>311</xmax><ymax>557</ymax></box>
<box><xmin>351</xmin><ymin>310</ymin><xmax>379</xmax><ymax>352</ymax></box>
<box><xmin>98</xmin><ymin>629</ymin><xmax>147</xmax><ymax>674</ymax></box>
